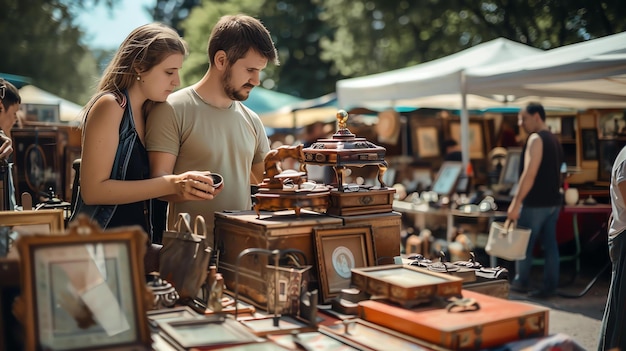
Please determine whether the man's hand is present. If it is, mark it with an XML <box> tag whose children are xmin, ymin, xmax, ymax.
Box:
<box><xmin>0</xmin><ymin>131</ymin><xmax>13</xmax><ymax>160</ymax></box>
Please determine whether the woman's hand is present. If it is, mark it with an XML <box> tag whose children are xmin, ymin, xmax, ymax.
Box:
<box><xmin>174</xmin><ymin>171</ymin><xmax>224</xmax><ymax>200</ymax></box>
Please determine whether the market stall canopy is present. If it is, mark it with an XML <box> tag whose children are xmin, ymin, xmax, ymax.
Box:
<box><xmin>18</xmin><ymin>85</ymin><xmax>83</xmax><ymax>123</ymax></box>
<box><xmin>0</xmin><ymin>72</ymin><xmax>32</xmax><ymax>89</ymax></box>
<box><xmin>336</xmin><ymin>37</ymin><xmax>543</xmax><ymax>109</ymax></box>
<box><xmin>466</xmin><ymin>31</ymin><xmax>626</xmax><ymax>109</ymax></box>
<box><xmin>260</xmin><ymin>92</ymin><xmax>337</xmax><ymax>129</ymax></box>
<box><xmin>242</xmin><ymin>87</ymin><xmax>305</xmax><ymax>115</ymax></box>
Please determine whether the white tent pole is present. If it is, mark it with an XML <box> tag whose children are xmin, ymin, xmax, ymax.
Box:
<box><xmin>460</xmin><ymin>71</ymin><xmax>470</xmax><ymax>172</ymax></box>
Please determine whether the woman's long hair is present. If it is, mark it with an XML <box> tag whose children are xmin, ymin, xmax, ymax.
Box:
<box><xmin>80</xmin><ymin>22</ymin><xmax>188</xmax><ymax>126</ymax></box>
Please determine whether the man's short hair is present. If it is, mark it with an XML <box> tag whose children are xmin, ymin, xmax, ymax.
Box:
<box><xmin>0</xmin><ymin>78</ymin><xmax>21</xmax><ymax>110</ymax></box>
<box><xmin>525</xmin><ymin>102</ymin><xmax>546</xmax><ymax>121</ymax></box>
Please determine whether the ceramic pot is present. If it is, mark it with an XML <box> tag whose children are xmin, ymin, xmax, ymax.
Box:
<box><xmin>565</xmin><ymin>188</ymin><xmax>579</xmax><ymax>206</ymax></box>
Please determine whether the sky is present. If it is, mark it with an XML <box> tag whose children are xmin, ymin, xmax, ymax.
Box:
<box><xmin>75</xmin><ymin>0</ymin><xmax>157</xmax><ymax>50</ymax></box>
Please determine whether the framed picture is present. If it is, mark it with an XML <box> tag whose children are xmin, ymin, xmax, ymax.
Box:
<box><xmin>499</xmin><ymin>147</ymin><xmax>523</xmax><ymax>186</ymax></box>
<box><xmin>430</xmin><ymin>161</ymin><xmax>463</xmax><ymax>197</ymax></box>
<box><xmin>12</xmin><ymin>128</ymin><xmax>65</xmax><ymax>205</ymax></box>
<box><xmin>449</xmin><ymin>121</ymin><xmax>485</xmax><ymax>159</ymax></box>
<box><xmin>598</xmin><ymin>139</ymin><xmax>626</xmax><ymax>182</ymax></box>
<box><xmin>313</xmin><ymin>226</ymin><xmax>375</xmax><ymax>303</ymax></box>
<box><xmin>13</xmin><ymin>215</ymin><xmax>152</xmax><ymax>351</ymax></box>
<box><xmin>597</xmin><ymin>111</ymin><xmax>626</xmax><ymax>138</ymax></box>
<box><xmin>581</xmin><ymin>128</ymin><xmax>599</xmax><ymax>161</ymax></box>
<box><xmin>0</xmin><ymin>210</ymin><xmax>65</xmax><ymax>255</ymax></box>
<box><xmin>414</xmin><ymin>126</ymin><xmax>440</xmax><ymax>158</ymax></box>
<box><xmin>408</xmin><ymin>117</ymin><xmax>442</xmax><ymax>158</ymax></box>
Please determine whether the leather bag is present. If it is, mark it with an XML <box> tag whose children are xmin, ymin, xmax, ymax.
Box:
<box><xmin>159</xmin><ymin>213</ymin><xmax>212</xmax><ymax>299</ymax></box>
<box><xmin>485</xmin><ymin>220</ymin><xmax>531</xmax><ymax>261</ymax></box>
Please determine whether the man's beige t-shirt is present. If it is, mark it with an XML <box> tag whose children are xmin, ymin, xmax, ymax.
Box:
<box><xmin>146</xmin><ymin>87</ymin><xmax>270</xmax><ymax>241</ymax></box>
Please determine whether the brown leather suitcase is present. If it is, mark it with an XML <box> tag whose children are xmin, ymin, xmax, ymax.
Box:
<box><xmin>214</xmin><ymin>210</ymin><xmax>343</xmax><ymax>308</ymax></box>
<box><xmin>358</xmin><ymin>289</ymin><xmax>549</xmax><ymax>350</ymax></box>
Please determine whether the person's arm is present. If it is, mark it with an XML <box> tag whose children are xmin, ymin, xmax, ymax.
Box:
<box><xmin>0</xmin><ymin>129</ymin><xmax>13</xmax><ymax>160</ymax></box>
<box><xmin>507</xmin><ymin>133</ymin><xmax>543</xmax><ymax>221</ymax></box>
<box><xmin>80</xmin><ymin>96</ymin><xmax>214</xmax><ymax>205</ymax></box>
<box><xmin>250</xmin><ymin>162</ymin><xmax>265</xmax><ymax>185</ymax></box>
<box><xmin>149</xmin><ymin>151</ymin><xmax>221</xmax><ymax>202</ymax></box>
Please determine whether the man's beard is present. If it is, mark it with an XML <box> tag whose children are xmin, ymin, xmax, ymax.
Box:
<box><xmin>222</xmin><ymin>66</ymin><xmax>254</xmax><ymax>101</ymax></box>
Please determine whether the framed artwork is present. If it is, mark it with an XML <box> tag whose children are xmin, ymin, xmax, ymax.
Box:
<box><xmin>545</xmin><ymin>117</ymin><xmax>561</xmax><ymax>134</ymax></box>
<box><xmin>408</xmin><ymin>117</ymin><xmax>442</xmax><ymax>158</ymax></box>
<box><xmin>13</xmin><ymin>215</ymin><xmax>152</xmax><ymax>351</ymax></box>
<box><xmin>581</xmin><ymin>128</ymin><xmax>599</xmax><ymax>161</ymax></box>
<box><xmin>598</xmin><ymin>139</ymin><xmax>626</xmax><ymax>182</ymax></box>
<box><xmin>414</xmin><ymin>126</ymin><xmax>440</xmax><ymax>158</ymax></box>
<box><xmin>12</xmin><ymin>128</ymin><xmax>65</xmax><ymax>205</ymax></box>
<box><xmin>449</xmin><ymin>121</ymin><xmax>485</xmax><ymax>159</ymax></box>
<box><xmin>499</xmin><ymin>147</ymin><xmax>523</xmax><ymax>186</ymax></box>
<box><xmin>430</xmin><ymin>161</ymin><xmax>463</xmax><ymax>197</ymax></box>
<box><xmin>597</xmin><ymin>111</ymin><xmax>626</xmax><ymax>138</ymax></box>
<box><xmin>0</xmin><ymin>209</ymin><xmax>64</xmax><ymax>253</ymax></box>
<box><xmin>313</xmin><ymin>226</ymin><xmax>375</xmax><ymax>303</ymax></box>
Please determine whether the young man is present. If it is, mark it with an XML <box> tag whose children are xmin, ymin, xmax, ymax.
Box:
<box><xmin>0</xmin><ymin>79</ymin><xmax>19</xmax><ymax>209</ymax></box>
<box><xmin>507</xmin><ymin>102</ymin><xmax>564</xmax><ymax>298</ymax></box>
<box><xmin>146</xmin><ymin>14</ymin><xmax>279</xmax><ymax>244</ymax></box>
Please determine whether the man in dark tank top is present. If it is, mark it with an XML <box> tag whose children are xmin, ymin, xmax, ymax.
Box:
<box><xmin>507</xmin><ymin>102</ymin><xmax>564</xmax><ymax>298</ymax></box>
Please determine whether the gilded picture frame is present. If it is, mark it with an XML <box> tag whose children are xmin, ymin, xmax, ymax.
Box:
<box><xmin>13</xmin><ymin>216</ymin><xmax>152</xmax><ymax>351</ymax></box>
<box><xmin>313</xmin><ymin>226</ymin><xmax>375</xmax><ymax>303</ymax></box>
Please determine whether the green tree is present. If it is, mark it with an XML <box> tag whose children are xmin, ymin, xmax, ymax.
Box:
<box><xmin>0</xmin><ymin>0</ymin><xmax>115</xmax><ymax>104</ymax></box>
<box><xmin>161</xmin><ymin>0</ymin><xmax>337</xmax><ymax>98</ymax></box>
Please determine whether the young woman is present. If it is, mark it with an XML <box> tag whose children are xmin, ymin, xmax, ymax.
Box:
<box><xmin>71</xmin><ymin>23</ymin><xmax>220</xmax><ymax>238</ymax></box>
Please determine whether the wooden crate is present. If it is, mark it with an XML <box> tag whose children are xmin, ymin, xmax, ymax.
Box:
<box><xmin>214</xmin><ymin>210</ymin><xmax>342</xmax><ymax>308</ymax></box>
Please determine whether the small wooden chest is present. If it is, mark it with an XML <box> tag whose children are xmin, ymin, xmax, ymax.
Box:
<box><xmin>327</xmin><ymin>188</ymin><xmax>396</xmax><ymax>216</ymax></box>
<box><xmin>214</xmin><ymin>210</ymin><xmax>343</xmax><ymax>308</ymax></box>
<box><xmin>359</xmin><ymin>290</ymin><xmax>549</xmax><ymax>350</ymax></box>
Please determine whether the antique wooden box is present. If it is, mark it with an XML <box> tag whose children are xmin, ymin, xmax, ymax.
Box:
<box><xmin>214</xmin><ymin>210</ymin><xmax>342</xmax><ymax>308</ymax></box>
<box><xmin>332</xmin><ymin>211</ymin><xmax>402</xmax><ymax>264</ymax></box>
<box><xmin>351</xmin><ymin>265</ymin><xmax>463</xmax><ymax>307</ymax></box>
<box><xmin>359</xmin><ymin>289</ymin><xmax>549</xmax><ymax>350</ymax></box>
<box><xmin>327</xmin><ymin>188</ymin><xmax>396</xmax><ymax>216</ymax></box>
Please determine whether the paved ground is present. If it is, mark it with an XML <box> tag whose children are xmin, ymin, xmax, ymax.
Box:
<box><xmin>506</xmin><ymin>255</ymin><xmax>611</xmax><ymax>351</ymax></box>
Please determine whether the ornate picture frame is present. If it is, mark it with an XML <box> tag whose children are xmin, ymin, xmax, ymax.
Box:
<box><xmin>313</xmin><ymin>226</ymin><xmax>375</xmax><ymax>303</ymax></box>
<box><xmin>13</xmin><ymin>216</ymin><xmax>152</xmax><ymax>351</ymax></box>
<box><xmin>0</xmin><ymin>209</ymin><xmax>65</xmax><ymax>256</ymax></box>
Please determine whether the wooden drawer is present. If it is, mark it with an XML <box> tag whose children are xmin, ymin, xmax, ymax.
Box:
<box><xmin>214</xmin><ymin>210</ymin><xmax>342</xmax><ymax>308</ymax></box>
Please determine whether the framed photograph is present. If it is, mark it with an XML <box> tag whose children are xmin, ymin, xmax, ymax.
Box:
<box><xmin>598</xmin><ymin>139</ymin><xmax>626</xmax><ymax>182</ymax></box>
<box><xmin>313</xmin><ymin>226</ymin><xmax>375</xmax><ymax>303</ymax></box>
<box><xmin>12</xmin><ymin>128</ymin><xmax>65</xmax><ymax>205</ymax></box>
<box><xmin>449</xmin><ymin>121</ymin><xmax>485</xmax><ymax>159</ymax></box>
<box><xmin>0</xmin><ymin>210</ymin><xmax>65</xmax><ymax>256</ymax></box>
<box><xmin>581</xmin><ymin>128</ymin><xmax>599</xmax><ymax>161</ymax></box>
<box><xmin>414</xmin><ymin>126</ymin><xmax>440</xmax><ymax>158</ymax></box>
<box><xmin>13</xmin><ymin>216</ymin><xmax>152</xmax><ymax>351</ymax></box>
<box><xmin>158</xmin><ymin>317</ymin><xmax>260</xmax><ymax>349</ymax></box>
<box><xmin>597</xmin><ymin>111</ymin><xmax>625</xmax><ymax>138</ymax></box>
<box><xmin>430</xmin><ymin>161</ymin><xmax>463</xmax><ymax>197</ymax></box>
<box><xmin>409</xmin><ymin>117</ymin><xmax>442</xmax><ymax>158</ymax></box>
<box><xmin>499</xmin><ymin>147</ymin><xmax>523</xmax><ymax>186</ymax></box>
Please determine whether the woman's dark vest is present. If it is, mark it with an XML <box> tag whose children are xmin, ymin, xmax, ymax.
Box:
<box><xmin>70</xmin><ymin>91</ymin><xmax>152</xmax><ymax>237</ymax></box>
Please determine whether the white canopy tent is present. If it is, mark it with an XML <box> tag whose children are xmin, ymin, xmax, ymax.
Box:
<box><xmin>18</xmin><ymin>85</ymin><xmax>83</xmax><ymax>124</ymax></box>
<box><xmin>336</xmin><ymin>33</ymin><xmax>626</xmax><ymax>166</ymax></box>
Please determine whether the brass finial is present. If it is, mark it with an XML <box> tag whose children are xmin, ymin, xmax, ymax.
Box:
<box><xmin>337</xmin><ymin>109</ymin><xmax>349</xmax><ymax>130</ymax></box>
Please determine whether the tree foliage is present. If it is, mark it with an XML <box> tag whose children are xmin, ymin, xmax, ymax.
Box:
<box><xmin>0</xmin><ymin>0</ymin><xmax>115</xmax><ymax>104</ymax></box>
<box><xmin>154</xmin><ymin>0</ymin><xmax>626</xmax><ymax>100</ymax></box>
